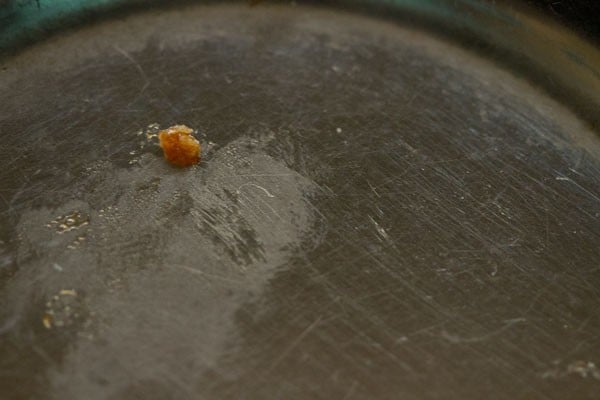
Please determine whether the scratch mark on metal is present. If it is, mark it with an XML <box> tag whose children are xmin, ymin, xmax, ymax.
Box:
<box><xmin>237</xmin><ymin>190</ymin><xmax>281</xmax><ymax>221</ymax></box>
<box><xmin>170</xmin><ymin>264</ymin><xmax>243</xmax><ymax>284</ymax></box>
<box><xmin>568</xmin><ymin>168</ymin><xmax>585</xmax><ymax>177</ymax></box>
<box><xmin>368</xmin><ymin>215</ymin><xmax>389</xmax><ymax>241</ymax></box>
<box><xmin>237</xmin><ymin>183</ymin><xmax>275</xmax><ymax>198</ymax></box>
<box><xmin>441</xmin><ymin>318</ymin><xmax>526</xmax><ymax>344</ymax></box>
<box><xmin>263</xmin><ymin>316</ymin><xmax>322</xmax><ymax>375</ymax></box>
<box><xmin>541</xmin><ymin>360</ymin><xmax>600</xmax><ymax>380</ymax></box>
<box><xmin>222</xmin><ymin>173</ymin><xmax>295</xmax><ymax>178</ymax></box>
<box><xmin>113</xmin><ymin>45</ymin><xmax>150</xmax><ymax>92</ymax></box>
<box><xmin>545</xmin><ymin>207</ymin><xmax>550</xmax><ymax>249</ymax></box>
<box><xmin>367</xmin><ymin>180</ymin><xmax>380</xmax><ymax>198</ymax></box>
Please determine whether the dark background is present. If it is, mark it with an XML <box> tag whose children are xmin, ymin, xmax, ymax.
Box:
<box><xmin>525</xmin><ymin>0</ymin><xmax>600</xmax><ymax>40</ymax></box>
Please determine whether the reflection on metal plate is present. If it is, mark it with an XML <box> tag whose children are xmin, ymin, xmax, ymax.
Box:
<box><xmin>0</xmin><ymin>3</ymin><xmax>599</xmax><ymax>399</ymax></box>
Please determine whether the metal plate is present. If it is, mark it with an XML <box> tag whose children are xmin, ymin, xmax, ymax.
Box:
<box><xmin>1</xmin><ymin>3</ymin><xmax>599</xmax><ymax>399</ymax></box>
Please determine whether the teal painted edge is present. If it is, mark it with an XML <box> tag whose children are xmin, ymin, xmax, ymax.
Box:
<box><xmin>0</xmin><ymin>0</ymin><xmax>129</xmax><ymax>53</ymax></box>
<box><xmin>0</xmin><ymin>0</ymin><xmax>514</xmax><ymax>50</ymax></box>
<box><xmin>0</xmin><ymin>0</ymin><xmax>523</xmax><ymax>54</ymax></box>
<box><xmin>0</xmin><ymin>0</ymin><xmax>448</xmax><ymax>53</ymax></box>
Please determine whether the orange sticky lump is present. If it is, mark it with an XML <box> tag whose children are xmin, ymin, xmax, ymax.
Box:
<box><xmin>158</xmin><ymin>125</ymin><xmax>201</xmax><ymax>167</ymax></box>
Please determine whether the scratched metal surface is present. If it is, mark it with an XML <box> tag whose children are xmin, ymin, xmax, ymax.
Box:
<box><xmin>1</xmin><ymin>3</ymin><xmax>600</xmax><ymax>400</ymax></box>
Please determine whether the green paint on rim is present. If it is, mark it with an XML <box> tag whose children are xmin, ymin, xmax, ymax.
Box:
<box><xmin>0</xmin><ymin>0</ymin><xmax>500</xmax><ymax>52</ymax></box>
